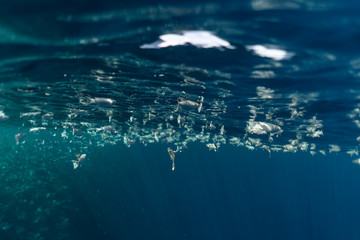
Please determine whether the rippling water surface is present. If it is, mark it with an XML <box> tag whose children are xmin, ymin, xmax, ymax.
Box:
<box><xmin>1</xmin><ymin>0</ymin><xmax>360</xmax><ymax>239</ymax></box>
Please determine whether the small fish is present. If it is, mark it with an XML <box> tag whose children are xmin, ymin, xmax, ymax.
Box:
<box><xmin>72</xmin><ymin>154</ymin><xmax>86</xmax><ymax>169</ymax></box>
<box><xmin>329</xmin><ymin>144</ymin><xmax>341</xmax><ymax>153</ymax></box>
<box><xmin>178</xmin><ymin>97</ymin><xmax>200</xmax><ymax>109</ymax></box>
<box><xmin>20</xmin><ymin>112</ymin><xmax>41</xmax><ymax>118</ymax></box>
<box><xmin>263</xmin><ymin>145</ymin><xmax>270</xmax><ymax>152</ymax></box>
<box><xmin>0</xmin><ymin>111</ymin><xmax>9</xmax><ymax>121</ymax></box>
<box><xmin>167</xmin><ymin>148</ymin><xmax>175</xmax><ymax>171</ymax></box>
<box><xmin>73</xmin><ymin>128</ymin><xmax>84</xmax><ymax>137</ymax></box>
<box><xmin>352</xmin><ymin>158</ymin><xmax>360</xmax><ymax>165</ymax></box>
<box><xmin>206</xmin><ymin>143</ymin><xmax>217</xmax><ymax>151</ymax></box>
<box><xmin>29</xmin><ymin>127</ymin><xmax>46</xmax><ymax>132</ymax></box>
<box><xmin>90</xmin><ymin>97</ymin><xmax>115</xmax><ymax>107</ymax></box>
<box><xmin>198</xmin><ymin>96</ymin><xmax>204</xmax><ymax>113</ymax></box>
<box><xmin>15</xmin><ymin>133</ymin><xmax>27</xmax><ymax>145</ymax></box>
<box><xmin>42</xmin><ymin>113</ymin><xmax>54</xmax><ymax>121</ymax></box>
<box><xmin>220</xmin><ymin>125</ymin><xmax>225</xmax><ymax>135</ymax></box>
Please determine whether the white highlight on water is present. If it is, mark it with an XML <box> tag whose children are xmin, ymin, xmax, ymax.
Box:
<box><xmin>140</xmin><ymin>30</ymin><xmax>235</xmax><ymax>50</ymax></box>
<box><xmin>246</xmin><ymin>45</ymin><xmax>294</xmax><ymax>61</ymax></box>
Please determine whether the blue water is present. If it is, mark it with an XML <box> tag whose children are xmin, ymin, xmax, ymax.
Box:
<box><xmin>87</xmin><ymin>144</ymin><xmax>360</xmax><ymax>240</ymax></box>
<box><xmin>1</xmin><ymin>0</ymin><xmax>360</xmax><ymax>239</ymax></box>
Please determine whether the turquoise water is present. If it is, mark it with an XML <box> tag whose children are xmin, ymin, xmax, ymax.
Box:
<box><xmin>1</xmin><ymin>0</ymin><xmax>360</xmax><ymax>239</ymax></box>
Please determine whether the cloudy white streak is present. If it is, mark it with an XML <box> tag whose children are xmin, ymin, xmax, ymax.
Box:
<box><xmin>141</xmin><ymin>30</ymin><xmax>235</xmax><ymax>49</ymax></box>
<box><xmin>246</xmin><ymin>45</ymin><xmax>294</xmax><ymax>61</ymax></box>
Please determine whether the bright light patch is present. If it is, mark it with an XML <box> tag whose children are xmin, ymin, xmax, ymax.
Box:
<box><xmin>140</xmin><ymin>30</ymin><xmax>235</xmax><ymax>49</ymax></box>
<box><xmin>246</xmin><ymin>45</ymin><xmax>294</xmax><ymax>61</ymax></box>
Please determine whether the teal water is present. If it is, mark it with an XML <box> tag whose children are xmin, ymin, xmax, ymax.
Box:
<box><xmin>1</xmin><ymin>0</ymin><xmax>360</xmax><ymax>239</ymax></box>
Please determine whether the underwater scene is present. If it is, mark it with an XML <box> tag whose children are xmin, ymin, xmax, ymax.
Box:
<box><xmin>1</xmin><ymin>0</ymin><xmax>360</xmax><ymax>239</ymax></box>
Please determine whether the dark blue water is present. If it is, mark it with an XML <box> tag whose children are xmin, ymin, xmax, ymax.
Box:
<box><xmin>1</xmin><ymin>0</ymin><xmax>360</xmax><ymax>239</ymax></box>
<box><xmin>86</xmin><ymin>144</ymin><xmax>360</xmax><ymax>240</ymax></box>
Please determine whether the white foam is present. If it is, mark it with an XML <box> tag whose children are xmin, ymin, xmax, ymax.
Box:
<box><xmin>246</xmin><ymin>45</ymin><xmax>294</xmax><ymax>61</ymax></box>
<box><xmin>140</xmin><ymin>30</ymin><xmax>235</xmax><ymax>49</ymax></box>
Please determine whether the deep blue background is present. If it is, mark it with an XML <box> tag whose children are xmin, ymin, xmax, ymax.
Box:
<box><xmin>72</xmin><ymin>144</ymin><xmax>360</xmax><ymax>240</ymax></box>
